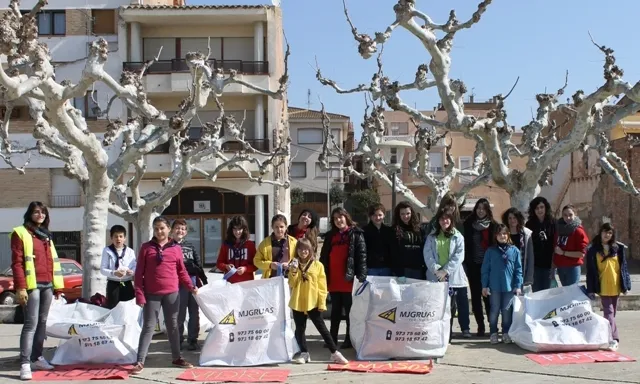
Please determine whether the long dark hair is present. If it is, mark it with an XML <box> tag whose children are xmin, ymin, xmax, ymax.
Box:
<box><xmin>502</xmin><ymin>207</ymin><xmax>525</xmax><ymax>231</ymax></box>
<box><xmin>493</xmin><ymin>223</ymin><xmax>512</xmax><ymax>245</ymax></box>
<box><xmin>330</xmin><ymin>207</ymin><xmax>356</xmax><ymax>232</ymax></box>
<box><xmin>468</xmin><ymin>198</ymin><xmax>494</xmax><ymax>222</ymax></box>
<box><xmin>527</xmin><ymin>196</ymin><xmax>553</xmax><ymax>224</ymax></box>
<box><xmin>296</xmin><ymin>209</ymin><xmax>318</xmax><ymax>229</ymax></box>
<box><xmin>591</xmin><ymin>222</ymin><xmax>617</xmax><ymax>252</ymax></box>
<box><xmin>24</xmin><ymin>201</ymin><xmax>50</xmax><ymax>229</ymax></box>
<box><xmin>392</xmin><ymin>201</ymin><xmax>420</xmax><ymax>232</ymax></box>
<box><xmin>436</xmin><ymin>192</ymin><xmax>461</xmax><ymax>224</ymax></box>
<box><xmin>226</xmin><ymin>216</ymin><xmax>249</xmax><ymax>243</ymax></box>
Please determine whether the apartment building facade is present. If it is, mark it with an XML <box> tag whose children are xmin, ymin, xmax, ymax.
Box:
<box><xmin>288</xmin><ymin>107</ymin><xmax>350</xmax><ymax>220</ymax></box>
<box><xmin>0</xmin><ymin>0</ymin><xmax>287</xmax><ymax>269</ymax></box>
<box><xmin>379</xmin><ymin>99</ymin><xmax>525</xmax><ymax>221</ymax></box>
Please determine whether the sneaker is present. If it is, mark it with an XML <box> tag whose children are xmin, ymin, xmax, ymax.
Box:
<box><xmin>502</xmin><ymin>334</ymin><xmax>513</xmax><ymax>344</ymax></box>
<box><xmin>330</xmin><ymin>351</ymin><xmax>349</xmax><ymax>364</ymax></box>
<box><xmin>608</xmin><ymin>340</ymin><xmax>619</xmax><ymax>351</ymax></box>
<box><xmin>172</xmin><ymin>357</ymin><xmax>194</xmax><ymax>368</ymax></box>
<box><xmin>462</xmin><ymin>330</ymin><xmax>472</xmax><ymax>339</ymax></box>
<box><xmin>130</xmin><ymin>362</ymin><xmax>144</xmax><ymax>375</ymax></box>
<box><xmin>490</xmin><ymin>333</ymin><xmax>500</xmax><ymax>344</ymax></box>
<box><xmin>292</xmin><ymin>352</ymin><xmax>311</xmax><ymax>364</ymax></box>
<box><xmin>186</xmin><ymin>342</ymin><xmax>199</xmax><ymax>351</ymax></box>
<box><xmin>32</xmin><ymin>356</ymin><xmax>54</xmax><ymax>370</ymax></box>
<box><xmin>20</xmin><ymin>363</ymin><xmax>32</xmax><ymax>380</ymax></box>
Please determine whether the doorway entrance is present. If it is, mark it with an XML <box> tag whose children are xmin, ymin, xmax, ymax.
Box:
<box><xmin>162</xmin><ymin>187</ymin><xmax>269</xmax><ymax>267</ymax></box>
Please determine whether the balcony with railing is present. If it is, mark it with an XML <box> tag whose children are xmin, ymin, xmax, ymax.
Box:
<box><xmin>50</xmin><ymin>195</ymin><xmax>81</xmax><ymax>208</ymax></box>
<box><xmin>123</xmin><ymin>59</ymin><xmax>268</xmax><ymax>75</ymax></box>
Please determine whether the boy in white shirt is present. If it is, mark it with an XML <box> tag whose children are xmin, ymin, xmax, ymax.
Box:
<box><xmin>100</xmin><ymin>225</ymin><xmax>137</xmax><ymax>308</ymax></box>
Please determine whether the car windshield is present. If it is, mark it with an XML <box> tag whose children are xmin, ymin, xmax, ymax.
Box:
<box><xmin>0</xmin><ymin>267</ymin><xmax>12</xmax><ymax>277</ymax></box>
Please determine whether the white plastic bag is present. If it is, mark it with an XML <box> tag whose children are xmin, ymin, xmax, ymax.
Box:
<box><xmin>350</xmin><ymin>277</ymin><xmax>450</xmax><ymax>360</ymax></box>
<box><xmin>46</xmin><ymin>299</ymin><xmax>142</xmax><ymax>365</ymax></box>
<box><xmin>194</xmin><ymin>275</ymin><xmax>298</xmax><ymax>366</ymax></box>
<box><xmin>509</xmin><ymin>284</ymin><xmax>612</xmax><ymax>352</ymax></box>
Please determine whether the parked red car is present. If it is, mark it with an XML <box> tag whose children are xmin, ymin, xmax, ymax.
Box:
<box><xmin>0</xmin><ymin>258</ymin><xmax>83</xmax><ymax>305</ymax></box>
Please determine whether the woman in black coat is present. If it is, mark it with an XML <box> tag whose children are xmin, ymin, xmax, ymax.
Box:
<box><xmin>319</xmin><ymin>207</ymin><xmax>367</xmax><ymax>349</ymax></box>
<box><xmin>463</xmin><ymin>198</ymin><xmax>497</xmax><ymax>337</ymax></box>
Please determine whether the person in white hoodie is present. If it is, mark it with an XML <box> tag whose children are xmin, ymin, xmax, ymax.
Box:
<box><xmin>100</xmin><ymin>225</ymin><xmax>137</xmax><ymax>309</ymax></box>
<box><xmin>424</xmin><ymin>210</ymin><xmax>471</xmax><ymax>341</ymax></box>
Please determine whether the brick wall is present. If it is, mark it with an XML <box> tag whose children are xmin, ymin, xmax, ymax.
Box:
<box><xmin>65</xmin><ymin>9</ymin><xmax>91</xmax><ymax>36</ymax></box>
<box><xmin>591</xmin><ymin>138</ymin><xmax>640</xmax><ymax>260</ymax></box>
<box><xmin>0</xmin><ymin>169</ymin><xmax>51</xmax><ymax>208</ymax></box>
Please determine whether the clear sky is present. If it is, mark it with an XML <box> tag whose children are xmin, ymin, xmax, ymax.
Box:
<box><xmin>191</xmin><ymin>0</ymin><xmax>638</xmax><ymax>133</ymax></box>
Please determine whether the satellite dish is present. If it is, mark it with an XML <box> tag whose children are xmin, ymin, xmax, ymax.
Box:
<box><xmin>271</xmin><ymin>0</ymin><xmax>281</xmax><ymax>6</ymax></box>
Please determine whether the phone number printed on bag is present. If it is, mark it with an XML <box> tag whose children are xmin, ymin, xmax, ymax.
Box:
<box><xmin>229</xmin><ymin>329</ymin><xmax>270</xmax><ymax>343</ymax></box>
<box><xmin>386</xmin><ymin>330</ymin><xmax>429</xmax><ymax>342</ymax></box>
<box><xmin>549</xmin><ymin>311</ymin><xmax>594</xmax><ymax>328</ymax></box>
<box><xmin>80</xmin><ymin>335</ymin><xmax>114</xmax><ymax>348</ymax></box>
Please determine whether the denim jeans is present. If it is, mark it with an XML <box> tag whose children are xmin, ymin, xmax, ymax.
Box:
<box><xmin>532</xmin><ymin>267</ymin><xmax>553</xmax><ymax>292</ymax></box>
<box><xmin>556</xmin><ymin>266</ymin><xmax>581</xmax><ymax>287</ymax></box>
<box><xmin>450</xmin><ymin>287</ymin><xmax>471</xmax><ymax>332</ymax></box>
<box><xmin>489</xmin><ymin>291</ymin><xmax>515</xmax><ymax>335</ymax></box>
<box><xmin>20</xmin><ymin>286</ymin><xmax>53</xmax><ymax>364</ymax></box>
<box><xmin>404</xmin><ymin>268</ymin><xmax>425</xmax><ymax>280</ymax></box>
<box><xmin>177</xmin><ymin>276</ymin><xmax>200</xmax><ymax>344</ymax></box>
<box><xmin>367</xmin><ymin>267</ymin><xmax>392</xmax><ymax>277</ymax></box>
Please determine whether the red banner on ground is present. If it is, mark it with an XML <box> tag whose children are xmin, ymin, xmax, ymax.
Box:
<box><xmin>526</xmin><ymin>351</ymin><xmax>636</xmax><ymax>366</ymax></box>
<box><xmin>31</xmin><ymin>364</ymin><xmax>132</xmax><ymax>381</ymax></box>
<box><xmin>177</xmin><ymin>368</ymin><xmax>290</xmax><ymax>383</ymax></box>
<box><xmin>327</xmin><ymin>361</ymin><xmax>433</xmax><ymax>374</ymax></box>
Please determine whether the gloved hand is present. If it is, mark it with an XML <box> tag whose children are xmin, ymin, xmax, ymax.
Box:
<box><xmin>17</xmin><ymin>289</ymin><xmax>28</xmax><ymax>305</ymax></box>
<box><xmin>397</xmin><ymin>276</ymin><xmax>407</xmax><ymax>284</ymax></box>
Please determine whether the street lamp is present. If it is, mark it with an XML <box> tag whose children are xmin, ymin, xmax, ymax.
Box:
<box><xmin>378</xmin><ymin>140</ymin><xmax>414</xmax><ymax>211</ymax></box>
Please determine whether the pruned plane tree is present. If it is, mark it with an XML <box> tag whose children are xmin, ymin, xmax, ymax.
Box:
<box><xmin>316</xmin><ymin>0</ymin><xmax>640</xmax><ymax>214</ymax></box>
<box><xmin>0</xmin><ymin>0</ymin><xmax>291</xmax><ymax>297</ymax></box>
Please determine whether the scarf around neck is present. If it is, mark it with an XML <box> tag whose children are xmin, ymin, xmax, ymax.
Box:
<box><xmin>335</xmin><ymin>227</ymin><xmax>352</xmax><ymax>246</ymax></box>
<box><xmin>25</xmin><ymin>222</ymin><xmax>51</xmax><ymax>242</ymax></box>
<box><xmin>498</xmin><ymin>243</ymin><xmax>511</xmax><ymax>263</ymax></box>
<box><xmin>271</xmin><ymin>235</ymin><xmax>287</xmax><ymax>262</ymax></box>
<box><xmin>472</xmin><ymin>217</ymin><xmax>492</xmax><ymax>232</ymax></box>
<box><xmin>109</xmin><ymin>244</ymin><xmax>127</xmax><ymax>269</ymax></box>
<box><xmin>557</xmin><ymin>217</ymin><xmax>582</xmax><ymax>237</ymax></box>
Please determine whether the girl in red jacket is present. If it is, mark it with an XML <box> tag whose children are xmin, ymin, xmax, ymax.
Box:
<box><xmin>216</xmin><ymin>216</ymin><xmax>257</xmax><ymax>283</ymax></box>
<box><xmin>554</xmin><ymin>204</ymin><xmax>589</xmax><ymax>286</ymax></box>
<box><xmin>132</xmin><ymin>217</ymin><xmax>196</xmax><ymax>375</ymax></box>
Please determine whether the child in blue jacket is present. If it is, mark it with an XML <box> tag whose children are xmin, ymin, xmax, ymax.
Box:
<box><xmin>481</xmin><ymin>224</ymin><xmax>523</xmax><ymax>345</ymax></box>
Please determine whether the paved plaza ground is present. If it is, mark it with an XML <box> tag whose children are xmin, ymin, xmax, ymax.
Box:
<box><xmin>0</xmin><ymin>312</ymin><xmax>638</xmax><ymax>384</ymax></box>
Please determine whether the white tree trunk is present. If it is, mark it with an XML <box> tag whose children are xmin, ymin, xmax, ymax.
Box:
<box><xmin>509</xmin><ymin>187</ymin><xmax>539</xmax><ymax>214</ymax></box>
<box><xmin>133</xmin><ymin>208</ymin><xmax>158</xmax><ymax>251</ymax></box>
<box><xmin>82</xmin><ymin>176</ymin><xmax>111</xmax><ymax>298</ymax></box>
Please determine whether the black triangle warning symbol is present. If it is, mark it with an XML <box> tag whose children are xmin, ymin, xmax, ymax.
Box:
<box><xmin>219</xmin><ymin>310</ymin><xmax>236</xmax><ymax>325</ymax></box>
<box><xmin>378</xmin><ymin>307</ymin><xmax>397</xmax><ymax>324</ymax></box>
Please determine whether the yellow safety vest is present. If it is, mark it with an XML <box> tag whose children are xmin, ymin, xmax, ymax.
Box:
<box><xmin>11</xmin><ymin>226</ymin><xmax>64</xmax><ymax>290</ymax></box>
